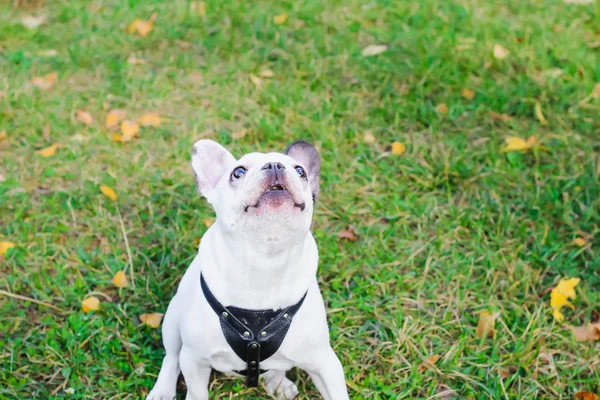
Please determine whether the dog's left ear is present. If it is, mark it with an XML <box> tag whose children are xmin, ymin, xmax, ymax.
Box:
<box><xmin>191</xmin><ymin>139</ymin><xmax>236</xmax><ymax>202</ymax></box>
<box><xmin>285</xmin><ymin>140</ymin><xmax>321</xmax><ymax>201</ymax></box>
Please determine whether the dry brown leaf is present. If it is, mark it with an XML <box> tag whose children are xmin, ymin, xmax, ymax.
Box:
<box><xmin>570</xmin><ymin>322</ymin><xmax>600</xmax><ymax>342</ymax></box>
<box><xmin>361</xmin><ymin>44</ymin><xmax>388</xmax><ymax>57</ymax></box>
<box><xmin>461</xmin><ymin>88</ymin><xmax>475</xmax><ymax>100</ymax></box>
<box><xmin>202</xmin><ymin>218</ymin><xmax>214</xmax><ymax>228</ymax></box>
<box><xmin>140</xmin><ymin>313</ymin><xmax>163</xmax><ymax>328</ymax></box>
<box><xmin>75</xmin><ymin>110</ymin><xmax>93</xmax><ymax>126</ymax></box>
<box><xmin>575</xmin><ymin>391</ymin><xmax>600</xmax><ymax>400</ymax></box>
<box><xmin>111</xmin><ymin>134</ymin><xmax>132</xmax><ymax>143</ymax></box>
<box><xmin>106</xmin><ymin>110</ymin><xmax>127</xmax><ymax>129</ymax></box>
<box><xmin>36</xmin><ymin>144</ymin><xmax>59</xmax><ymax>157</ymax></box>
<box><xmin>364</xmin><ymin>131</ymin><xmax>375</xmax><ymax>144</ymax></box>
<box><xmin>81</xmin><ymin>296</ymin><xmax>100</xmax><ymax>313</ymax></box>
<box><xmin>574</xmin><ymin>237</ymin><xmax>586</xmax><ymax>247</ymax></box>
<box><xmin>476</xmin><ymin>311</ymin><xmax>496</xmax><ymax>338</ymax></box>
<box><xmin>127</xmin><ymin>54</ymin><xmax>146</xmax><ymax>65</ymax></box>
<box><xmin>534</xmin><ymin>102</ymin><xmax>548</xmax><ymax>125</ymax></box>
<box><xmin>490</xmin><ymin>111</ymin><xmax>513</xmax><ymax>122</ymax></box>
<box><xmin>0</xmin><ymin>241</ymin><xmax>15</xmax><ymax>256</ymax></box>
<box><xmin>121</xmin><ymin>120</ymin><xmax>140</xmax><ymax>138</ymax></box>
<box><xmin>100</xmin><ymin>185</ymin><xmax>118</xmax><ymax>201</ymax></box>
<box><xmin>127</xmin><ymin>12</ymin><xmax>158</xmax><ymax>37</ymax></box>
<box><xmin>391</xmin><ymin>142</ymin><xmax>406</xmax><ymax>156</ymax></box>
<box><xmin>232</xmin><ymin>129</ymin><xmax>247</xmax><ymax>139</ymax></box>
<box><xmin>418</xmin><ymin>354</ymin><xmax>440</xmax><ymax>373</ymax></box>
<box><xmin>21</xmin><ymin>15</ymin><xmax>46</xmax><ymax>29</ymax></box>
<box><xmin>0</xmin><ymin>131</ymin><xmax>6</xmax><ymax>141</ymax></box>
<box><xmin>138</xmin><ymin>113</ymin><xmax>161</xmax><ymax>127</ymax></box>
<box><xmin>112</xmin><ymin>271</ymin><xmax>128</xmax><ymax>288</ymax></box>
<box><xmin>436</xmin><ymin>104</ymin><xmax>449</xmax><ymax>114</ymax></box>
<box><xmin>337</xmin><ymin>229</ymin><xmax>358</xmax><ymax>241</ymax></box>
<box><xmin>249</xmin><ymin>74</ymin><xmax>263</xmax><ymax>87</ymax></box>
<box><xmin>31</xmin><ymin>72</ymin><xmax>58</xmax><ymax>90</ymax></box>
<box><xmin>493</xmin><ymin>44</ymin><xmax>510</xmax><ymax>59</ymax></box>
<box><xmin>38</xmin><ymin>49</ymin><xmax>58</xmax><ymax>57</ymax></box>
<box><xmin>273</xmin><ymin>13</ymin><xmax>287</xmax><ymax>25</ymax></box>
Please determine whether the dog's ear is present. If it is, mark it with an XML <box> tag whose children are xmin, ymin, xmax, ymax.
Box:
<box><xmin>285</xmin><ymin>140</ymin><xmax>321</xmax><ymax>201</ymax></box>
<box><xmin>191</xmin><ymin>140</ymin><xmax>235</xmax><ymax>200</ymax></box>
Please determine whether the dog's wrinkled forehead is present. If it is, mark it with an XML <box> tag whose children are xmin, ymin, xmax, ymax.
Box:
<box><xmin>237</xmin><ymin>152</ymin><xmax>298</xmax><ymax>168</ymax></box>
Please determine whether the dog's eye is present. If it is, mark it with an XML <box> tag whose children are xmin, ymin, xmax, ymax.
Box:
<box><xmin>230</xmin><ymin>166</ymin><xmax>247</xmax><ymax>180</ymax></box>
<box><xmin>295</xmin><ymin>166</ymin><xmax>307</xmax><ymax>179</ymax></box>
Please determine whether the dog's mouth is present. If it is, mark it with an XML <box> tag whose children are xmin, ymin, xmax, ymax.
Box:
<box><xmin>244</xmin><ymin>184</ymin><xmax>306</xmax><ymax>212</ymax></box>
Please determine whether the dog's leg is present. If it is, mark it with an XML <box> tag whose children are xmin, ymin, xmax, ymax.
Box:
<box><xmin>305</xmin><ymin>347</ymin><xmax>349</xmax><ymax>400</ymax></box>
<box><xmin>147</xmin><ymin>299</ymin><xmax>183</xmax><ymax>400</ymax></box>
<box><xmin>179</xmin><ymin>348</ymin><xmax>211</xmax><ymax>400</ymax></box>
<box><xmin>263</xmin><ymin>370</ymin><xmax>299</xmax><ymax>399</ymax></box>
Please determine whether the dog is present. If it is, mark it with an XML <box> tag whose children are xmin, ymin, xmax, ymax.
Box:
<box><xmin>147</xmin><ymin>140</ymin><xmax>349</xmax><ymax>400</ymax></box>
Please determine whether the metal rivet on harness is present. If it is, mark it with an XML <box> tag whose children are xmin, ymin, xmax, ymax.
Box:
<box><xmin>243</xmin><ymin>331</ymin><xmax>250</xmax><ymax>338</ymax></box>
<box><xmin>251</xmin><ymin>343</ymin><xmax>258</xmax><ymax>349</ymax></box>
<box><xmin>222</xmin><ymin>312</ymin><xmax>228</xmax><ymax>318</ymax></box>
<box><xmin>284</xmin><ymin>313</ymin><xmax>289</xmax><ymax>319</ymax></box>
<box><xmin>261</xmin><ymin>331</ymin><xmax>267</xmax><ymax>337</ymax></box>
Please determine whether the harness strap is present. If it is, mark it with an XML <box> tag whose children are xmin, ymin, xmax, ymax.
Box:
<box><xmin>200</xmin><ymin>274</ymin><xmax>307</xmax><ymax>387</ymax></box>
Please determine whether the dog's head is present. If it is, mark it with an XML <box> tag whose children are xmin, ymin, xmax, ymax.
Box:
<box><xmin>191</xmin><ymin>140</ymin><xmax>320</xmax><ymax>241</ymax></box>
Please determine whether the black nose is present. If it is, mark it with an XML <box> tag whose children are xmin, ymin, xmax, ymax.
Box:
<box><xmin>261</xmin><ymin>162</ymin><xmax>285</xmax><ymax>171</ymax></box>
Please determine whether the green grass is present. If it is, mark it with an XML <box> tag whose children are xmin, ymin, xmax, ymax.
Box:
<box><xmin>1</xmin><ymin>0</ymin><xmax>599</xmax><ymax>398</ymax></box>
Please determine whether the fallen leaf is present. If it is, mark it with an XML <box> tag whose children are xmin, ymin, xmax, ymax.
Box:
<box><xmin>81</xmin><ymin>296</ymin><xmax>100</xmax><ymax>313</ymax></box>
<box><xmin>418</xmin><ymin>354</ymin><xmax>440</xmax><ymax>373</ymax></box>
<box><xmin>502</xmin><ymin>136</ymin><xmax>537</xmax><ymax>152</ymax></box>
<box><xmin>106</xmin><ymin>110</ymin><xmax>127</xmax><ymax>129</ymax></box>
<box><xmin>364</xmin><ymin>131</ymin><xmax>375</xmax><ymax>144</ymax></box>
<box><xmin>36</xmin><ymin>144</ymin><xmax>60</xmax><ymax>157</ymax></box>
<box><xmin>140</xmin><ymin>313</ymin><xmax>164</xmax><ymax>328</ymax></box>
<box><xmin>71</xmin><ymin>134</ymin><xmax>87</xmax><ymax>142</ymax></box>
<box><xmin>361</xmin><ymin>44</ymin><xmax>388</xmax><ymax>57</ymax></box>
<box><xmin>193</xmin><ymin>237</ymin><xmax>201</xmax><ymax>247</ymax></box>
<box><xmin>0</xmin><ymin>174</ymin><xmax>5</xmax><ymax>182</ymax></box>
<box><xmin>111</xmin><ymin>134</ymin><xmax>132</xmax><ymax>143</ymax></box>
<box><xmin>21</xmin><ymin>15</ymin><xmax>46</xmax><ymax>29</ymax></box>
<box><xmin>550</xmin><ymin>277</ymin><xmax>580</xmax><ymax>321</ymax></box>
<box><xmin>31</xmin><ymin>72</ymin><xmax>58</xmax><ymax>90</ymax></box>
<box><xmin>570</xmin><ymin>322</ymin><xmax>600</xmax><ymax>342</ymax></box>
<box><xmin>127</xmin><ymin>12</ymin><xmax>158</xmax><ymax>37</ymax></box>
<box><xmin>575</xmin><ymin>391</ymin><xmax>600</xmax><ymax>400</ymax></box>
<box><xmin>259</xmin><ymin>69</ymin><xmax>275</xmax><ymax>78</ymax></box>
<box><xmin>127</xmin><ymin>54</ymin><xmax>146</xmax><ymax>65</ymax></box>
<box><xmin>588</xmin><ymin>40</ymin><xmax>600</xmax><ymax>49</ymax></box>
<box><xmin>0</xmin><ymin>241</ymin><xmax>15</xmax><ymax>256</ymax></box>
<box><xmin>573</xmin><ymin>237</ymin><xmax>586</xmax><ymax>247</ymax></box>
<box><xmin>232</xmin><ymin>129</ymin><xmax>247</xmax><ymax>139</ymax></box>
<box><xmin>0</xmin><ymin>131</ymin><xmax>6</xmax><ymax>141</ymax></box>
<box><xmin>75</xmin><ymin>110</ymin><xmax>93</xmax><ymax>126</ymax></box>
<box><xmin>476</xmin><ymin>311</ymin><xmax>496</xmax><ymax>338</ymax></box>
<box><xmin>391</xmin><ymin>142</ymin><xmax>406</xmax><ymax>156</ymax></box>
<box><xmin>38</xmin><ymin>49</ymin><xmax>58</xmax><ymax>57</ymax></box>
<box><xmin>100</xmin><ymin>185</ymin><xmax>118</xmax><ymax>201</ymax></box>
<box><xmin>461</xmin><ymin>88</ymin><xmax>475</xmax><ymax>100</ymax></box>
<box><xmin>202</xmin><ymin>218</ymin><xmax>214</xmax><ymax>227</ymax></box>
<box><xmin>436</xmin><ymin>104</ymin><xmax>449</xmax><ymax>114</ymax></box>
<box><xmin>490</xmin><ymin>111</ymin><xmax>513</xmax><ymax>122</ymax></box>
<box><xmin>190</xmin><ymin>2</ymin><xmax>206</xmax><ymax>16</ymax></box>
<box><xmin>493</xmin><ymin>44</ymin><xmax>510</xmax><ymax>59</ymax></box>
<box><xmin>138</xmin><ymin>113</ymin><xmax>161</xmax><ymax>127</ymax></box>
<box><xmin>121</xmin><ymin>120</ymin><xmax>140</xmax><ymax>138</ymax></box>
<box><xmin>534</xmin><ymin>102</ymin><xmax>548</xmax><ymax>125</ymax></box>
<box><xmin>337</xmin><ymin>229</ymin><xmax>359</xmax><ymax>241</ymax></box>
<box><xmin>112</xmin><ymin>271</ymin><xmax>128</xmax><ymax>288</ymax></box>
<box><xmin>249</xmin><ymin>74</ymin><xmax>263</xmax><ymax>87</ymax></box>
<box><xmin>273</xmin><ymin>13</ymin><xmax>287</xmax><ymax>25</ymax></box>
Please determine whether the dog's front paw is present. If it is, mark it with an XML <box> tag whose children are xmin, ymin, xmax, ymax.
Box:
<box><xmin>264</xmin><ymin>374</ymin><xmax>299</xmax><ymax>400</ymax></box>
<box><xmin>146</xmin><ymin>388</ymin><xmax>176</xmax><ymax>400</ymax></box>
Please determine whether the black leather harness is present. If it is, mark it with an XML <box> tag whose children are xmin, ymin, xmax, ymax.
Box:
<box><xmin>200</xmin><ymin>274</ymin><xmax>307</xmax><ymax>387</ymax></box>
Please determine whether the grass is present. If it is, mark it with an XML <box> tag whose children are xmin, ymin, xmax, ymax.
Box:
<box><xmin>1</xmin><ymin>0</ymin><xmax>599</xmax><ymax>398</ymax></box>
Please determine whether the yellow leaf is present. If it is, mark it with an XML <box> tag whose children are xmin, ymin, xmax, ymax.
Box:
<box><xmin>193</xmin><ymin>237</ymin><xmax>201</xmax><ymax>247</ymax></box>
<box><xmin>502</xmin><ymin>136</ymin><xmax>538</xmax><ymax>152</ymax></box>
<box><xmin>364</xmin><ymin>131</ymin><xmax>375</xmax><ymax>144</ymax></box>
<box><xmin>203</xmin><ymin>218</ymin><xmax>214</xmax><ymax>227</ymax></box>
<box><xmin>418</xmin><ymin>354</ymin><xmax>440</xmax><ymax>373</ymax></box>
<box><xmin>553</xmin><ymin>308</ymin><xmax>565</xmax><ymax>322</ymax></box>
<box><xmin>36</xmin><ymin>143</ymin><xmax>60</xmax><ymax>157</ymax></box>
<box><xmin>476</xmin><ymin>311</ymin><xmax>496</xmax><ymax>339</ymax></box>
<box><xmin>493</xmin><ymin>44</ymin><xmax>510</xmax><ymax>59</ymax></box>
<box><xmin>138</xmin><ymin>113</ymin><xmax>161</xmax><ymax>127</ymax></box>
<box><xmin>106</xmin><ymin>110</ymin><xmax>126</xmax><ymax>129</ymax></box>
<box><xmin>0</xmin><ymin>131</ymin><xmax>6</xmax><ymax>141</ymax></box>
<box><xmin>391</xmin><ymin>142</ymin><xmax>406</xmax><ymax>156</ymax></box>
<box><xmin>31</xmin><ymin>72</ymin><xmax>58</xmax><ymax>90</ymax></box>
<box><xmin>554</xmin><ymin>277</ymin><xmax>580</xmax><ymax>299</ymax></box>
<box><xmin>573</xmin><ymin>237</ymin><xmax>586</xmax><ymax>247</ymax></box>
<box><xmin>436</xmin><ymin>104</ymin><xmax>449</xmax><ymax>114</ymax></box>
<box><xmin>100</xmin><ymin>185</ymin><xmax>118</xmax><ymax>201</ymax></box>
<box><xmin>461</xmin><ymin>88</ymin><xmax>475</xmax><ymax>100</ymax></box>
<box><xmin>112</xmin><ymin>271</ymin><xmax>128</xmax><ymax>288</ymax></box>
<box><xmin>570</xmin><ymin>322</ymin><xmax>600</xmax><ymax>342</ymax></box>
<box><xmin>550</xmin><ymin>277</ymin><xmax>580</xmax><ymax>321</ymax></box>
<box><xmin>121</xmin><ymin>120</ymin><xmax>140</xmax><ymax>138</ymax></box>
<box><xmin>81</xmin><ymin>296</ymin><xmax>100</xmax><ymax>313</ymax></box>
<box><xmin>0</xmin><ymin>241</ymin><xmax>15</xmax><ymax>256</ymax></box>
<box><xmin>534</xmin><ymin>102</ymin><xmax>548</xmax><ymax>125</ymax></box>
<box><xmin>140</xmin><ymin>313</ymin><xmax>164</xmax><ymax>328</ymax></box>
<box><xmin>273</xmin><ymin>13</ymin><xmax>288</xmax><ymax>25</ymax></box>
<box><xmin>111</xmin><ymin>134</ymin><xmax>132</xmax><ymax>143</ymax></box>
<box><xmin>128</xmin><ymin>12</ymin><xmax>158</xmax><ymax>37</ymax></box>
<box><xmin>75</xmin><ymin>110</ymin><xmax>94</xmax><ymax>126</ymax></box>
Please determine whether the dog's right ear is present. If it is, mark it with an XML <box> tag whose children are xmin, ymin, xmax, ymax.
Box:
<box><xmin>191</xmin><ymin>140</ymin><xmax>235</xmax><ymax>201</ymax></box>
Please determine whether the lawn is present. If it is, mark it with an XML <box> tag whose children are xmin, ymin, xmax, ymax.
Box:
<box><xmin>1</xmin><ymin>0</ymin><xmax>599</xmax><ymax>398</ymax></box>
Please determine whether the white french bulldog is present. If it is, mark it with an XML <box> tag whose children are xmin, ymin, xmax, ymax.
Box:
<box><xmin>147</xmin><ymin>140</ymin><xmax>349</xmax><ymax>400</ymax></box>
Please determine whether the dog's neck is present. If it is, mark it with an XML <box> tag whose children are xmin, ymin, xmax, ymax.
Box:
<box><xmin>199</xmin><ymin>224</ymin><xmax>318</xmax><ymax>309</ymax></box>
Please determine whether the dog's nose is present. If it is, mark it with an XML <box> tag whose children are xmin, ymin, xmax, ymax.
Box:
<box><xmin>261</xmin><ymin>162</ymin><xmax>285</xmax><ymax>171</ymax></box>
